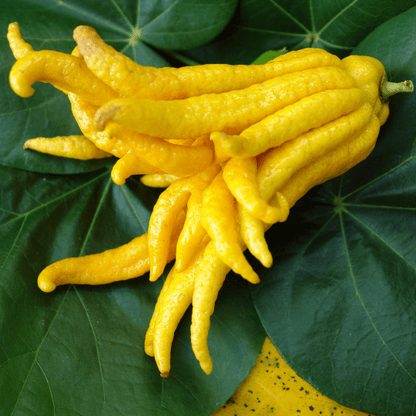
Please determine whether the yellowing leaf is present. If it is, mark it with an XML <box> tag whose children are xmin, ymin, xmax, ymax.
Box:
<box><xmin>212</xmin><ymin>337</ymin><xmax>373</xmax><ymax>416</ymax></box>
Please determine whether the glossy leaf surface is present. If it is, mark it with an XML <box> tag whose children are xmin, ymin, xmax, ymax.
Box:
<box><xmin>186</xmin><ymin>0</ymin><xmax>416</xmax><ymax>64</ymax></box>
<box><xmin>2</xmin><ymin>1</ymin><xmax>416</xmax><ymax>415</ymax></box>
<box><xmin>0</xmin><ymin>0</ymin><xmax>237</xmax><ymax>174</ymax></box>
<box><xmin>251</xmin><ymin>7</ymin><xmax>416</xmax><ymax>416</ymax></box>
<box><xmin>0</xmin><ymin>164</ymin><xmax>265</xmax><ymax>416</ymax></box>
<box><xmin>0</xmin><ymin>1</ymin><xmax>263</xmax><ymax>415</ymax></box>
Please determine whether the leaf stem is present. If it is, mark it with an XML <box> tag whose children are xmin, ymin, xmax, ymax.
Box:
<box><xmin>380</xmin><ymin>75</ymin><xmax>414</xmax><ymax>102</ymax></box>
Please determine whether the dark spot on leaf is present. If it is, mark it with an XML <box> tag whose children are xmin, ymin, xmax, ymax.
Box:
<box><xmin>309</xmin><ymin>406</ymin><xmax>314</xmax><ymax>411</ymax></box>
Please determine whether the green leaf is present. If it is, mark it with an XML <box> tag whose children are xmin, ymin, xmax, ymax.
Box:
<box><xmin>4</xmin><ymin>1</ymin><xmax>416</xmax><ymax>415</ymax></box>
<box><xmin>185</xmin><ymin>0</ymin><xmax>416</xmax><ymax>64</ymax></box>
<box><xmin>250</xmin><ymin>49</ymin><xmax>287</xmax><ymax>65</ymax></box>
<box><xmin>0</xmin><ymin>1</ymin><xmax>264</xmax><ymax>415</ymax></box>
<box><xmin>251</xmin><ymin>7</ymin><xmax>416</xmax><ymax>416</ymax></box>
<box><xmin>0</xmin><ymin>164</ymin><xmax>265</xmax><ymax>416</ymax></box>
<box><xmin>137</xmin><ymin>0</ymin><xmax>238</xmax><ymax>50</ymax></box>
<box><xmin>0</xmin><ymin>0</ymin><xmax>237</xmax><ymax>174</ymax></box>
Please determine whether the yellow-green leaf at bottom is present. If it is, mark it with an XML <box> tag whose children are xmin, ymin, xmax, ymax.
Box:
<box><xmin>212</xmin><ymin>337</ymin><xmax>373</xmax><ymax>416</ymax></box>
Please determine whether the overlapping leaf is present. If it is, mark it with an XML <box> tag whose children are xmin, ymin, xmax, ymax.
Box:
<box><xmin>0</xmin><ymin>164</ymin><xmax>265</xmax><ymax>416</ymax></box>
<box><xmin>2</xmin><ymin>1</ymin><xmax>416</xmax><ymax>415</ymax></box>
<box><xmin>0</xmin><ymin>1</ymin><xmax>265</xmax><ymax>415</ymax></box>
<box><xmin>251</xmin><ymin>7</ymin><xmax>416</xmax><ymax>416</ymax></box>
<box><xmin>0</xmin><ymin>0</ymin><xmax>237</xmax><ymax>174</ymax></box>
<box><xmin>213</xmin><ymin>338</ymin><xmax>372</xmax><ymax>416</ymax></box>
<box><xmin>185</xmin><ymin>0</ymin><xmax>416</xmax><ymax>64</ymax></box>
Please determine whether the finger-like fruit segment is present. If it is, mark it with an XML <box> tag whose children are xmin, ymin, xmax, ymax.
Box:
<box><xmin>24</xmin><ymin>135</ymin><xmax>112</xmax><ymax>160</ymax></box>
<box><xmin>74</xmin><ymin>25</ymin><xmax>342</xmax><ymax>100</ymax></box>
<box><xmin>9</xmin><ymin>50</ymin><xmax>120</xmax><ymax>106</ymax></box>
<box><xmin>94</xmin><ymin>67</ymin><xmax>356</xmax><ymax>140</ymax></box>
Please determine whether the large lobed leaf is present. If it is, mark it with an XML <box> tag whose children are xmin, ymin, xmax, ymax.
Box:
<box><xmin>185</xmin><ymin>0</ymin><xmax>416</xmax><ymax>64</ymax></box>
<box><xmin>0</xmin><ymin>0</ymin><xmax>237</xmax><ymax>174</ymax></box>
<box><xmin>251</xmin><ymin>7</ymin><xmax>416</xmax><ymax>416</ymax></box>
<box><xmin>0</xmin><ymin>1</ymin><xmax>266</xmax><ymax>416</ymax></box>
<box><xmin>0</xmin><ymin>164</ymin><xmax>266</xmax><ymax>416</ymax></box>
<box><xmin>2</xmin><ymin>1</ymin><xmax>416</xmax><ymax>415</ymax></box>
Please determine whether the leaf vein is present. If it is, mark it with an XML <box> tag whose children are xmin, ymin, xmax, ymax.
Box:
<box><xmin>0</xmin><ymin>170</ymin><xmax>110</xmax><ymax>229</ymax></box>
<box><xmin>340</xmin><ymin>210</ymin><xmax>416</xmax><ymax>387</ymax></box>
<box><xmin>234</xmin><ymin>25</ymin><xmax>306</xmax><ymax>38</ymax></box>
<box><xmin>316</xmin><ymin>37</ymin><xmax>355</xmax><ymax>50</ymax></box>
<box><xmin>109</xmin><ymin>0</ymin><xmax>134</xmax><ymax>30</ymax></box>
<box><xmin>120</xmin><ymin>185</ymin><xmax>146</xmax><ymax>233</ymax></box>
<box><xmin>359</xmin><ymin>343</ymin><xmax>384</xmax><ymax>403</ymax></box>
<box><xmin>164</xmin><ymin>373</ymin><xmax>204</xmax><ymax>412</ymax></box>
<box><xmin>56</xmin><ymin>1</ymin><xmax>130</xmax><ymax>35</ymax></box>
<box><xmin>344</xmin><ymin>208</ymin><xmax>416</xmax><ymax>272</ymax></box>
<box><xmin>0</xmin><ymin>216</ymin><xmax>28</xmax><ymax>297</ymax></box>
<box><xmin>0</xmin><ymin>94</ymin><xmax>63</xmax><ymax>118</ymax></box>
<box><xmin>265</xmin><ymin>0</ymin><xmax>310</xmax><ymax>33</ymax></box>
<box><xmin>317</xmin><ymin>0</ymin><xmax>360</xmax><ymax>36</ymax></box>
<box><xmin>75</xmin><ymin>287</ymin><xmax>106</xmax><ymax>414</ymax></box>
<box><xmin>309</xmin><ymin>0</ymin><xmax>315</xmax><ymax>32</ymax></box>
<box><xmin>78</xmin><ymin>175</ymin><xmax>112</xmax><ymax>257</ymax></box>
<box><xmin>342</xmin><ymin>157</ymin><xmax>416</xmax><ymax>200</ymax></box>
<box><xmin>344</xmin><ymin>202</ymin><xmax>416</xmax><ymax>211</ymax></box>
<box><xmin>143</xmin><ymin>20</ymin><xmax>230</xmax><ymax>36</ymax></box>
<box><xmin>10</xmin><ymin>288</ymin><xmax>71</xmax><ymax>415</ymax></box>
<box><xmin>286</xmin><ymin>213</ymin><xmax>338</xmax><ymax>319</ymax></box>
<box><xmin>140</xmin><ymin>0</ymin><xmax>179</xmax><ymax>31</ymax></box>
<box><xmin>36</xmin><ymin>360</ymin><xmax>56</xmax><ymax>416</ymax></box>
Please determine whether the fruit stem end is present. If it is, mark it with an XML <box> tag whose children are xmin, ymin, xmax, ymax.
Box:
<box><xmin>380</xmin><ymin>75</ymin><xmax>414</xmax><ymax>102</ymax></box>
